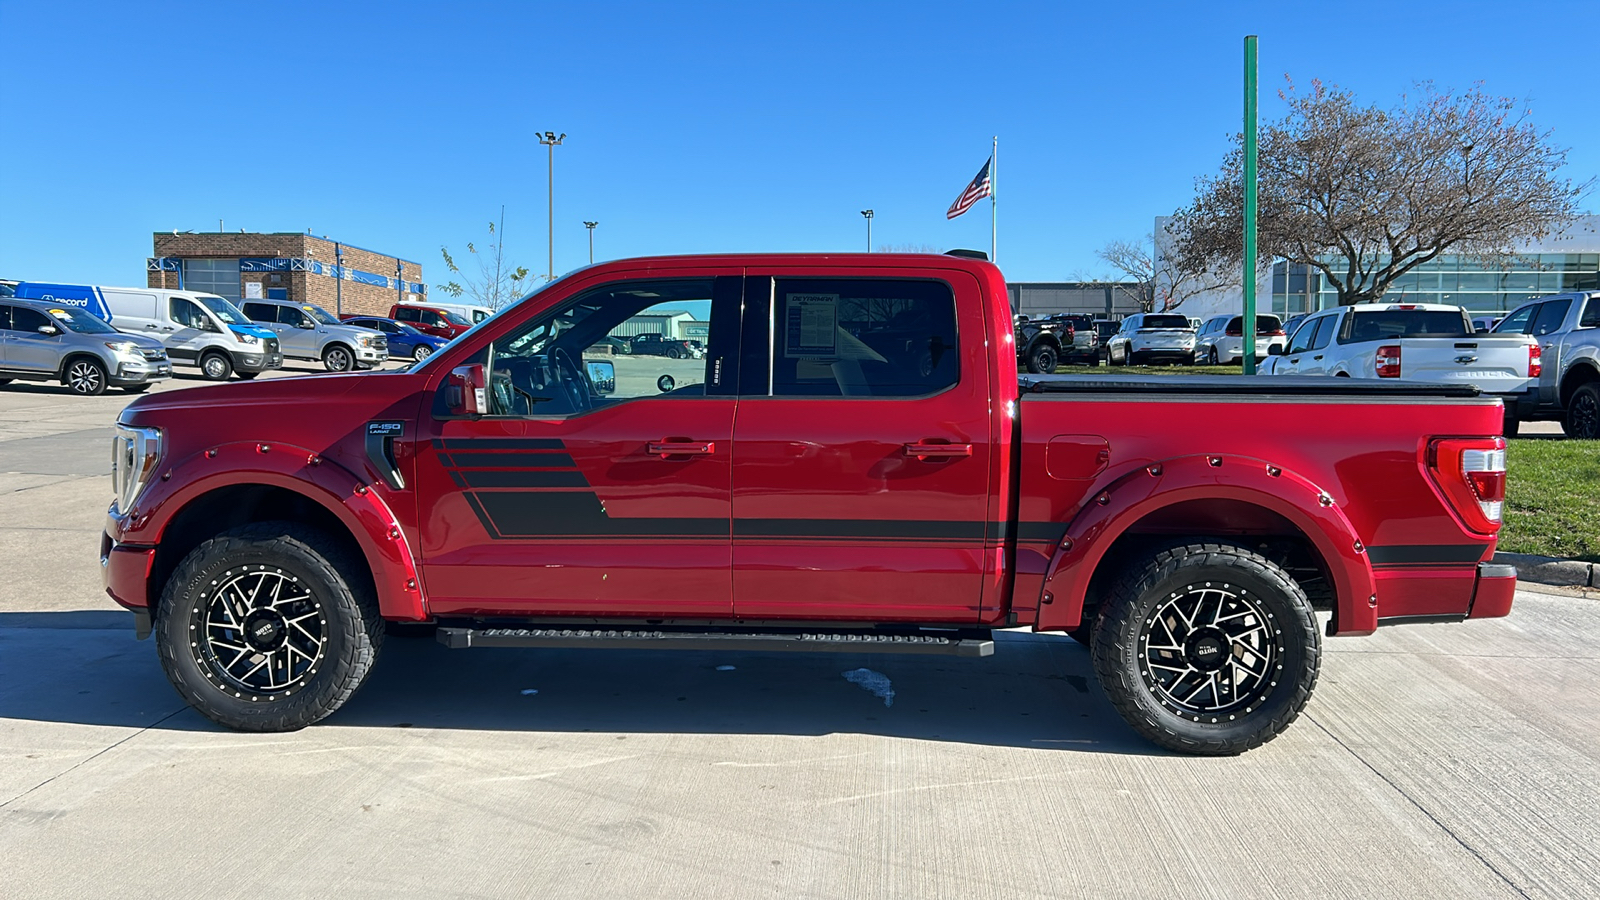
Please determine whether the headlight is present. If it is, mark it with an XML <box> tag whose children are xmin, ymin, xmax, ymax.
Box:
<box><xmin>111</xmin><ymin>425</ymin><xmax>162</xmax><ymax>514</ymax></box>
<box><xmin>105</xmin><ymin>340</ymin><xmax>143</xmax><ymax>357</ymax></box>
<box><xmin>358</xmin><ymin>335</ymin><xmax>374</xmax><ymax>347</ymax></box>
<box><xmin>235</xmin><ymin>332</ymin><xmax>261</xmax><ymax>346</ymax></box>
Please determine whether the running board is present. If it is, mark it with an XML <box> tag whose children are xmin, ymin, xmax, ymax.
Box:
<box><xmin>436</xmin><ymin>626</ymin><xmax>994</xmax><ymax>657</ymax></box>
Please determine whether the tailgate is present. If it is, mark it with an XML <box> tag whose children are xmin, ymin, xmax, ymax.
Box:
<box><xmin>1398</xmin><ymin>336</ymin><xmax>1534</xmax><ymax>394</ymax></box>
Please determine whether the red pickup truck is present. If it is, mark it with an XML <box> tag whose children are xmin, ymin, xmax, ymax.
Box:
<box><xmin>102</xmin><ymin>253</ymin><xmax>1518</xmax><ymax>755</ymax></box>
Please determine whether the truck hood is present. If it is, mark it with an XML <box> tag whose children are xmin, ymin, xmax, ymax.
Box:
<box><xmin>120</xmin><ymin>371</ymin><xmax>414</xmax><ymax>420</ymax></box>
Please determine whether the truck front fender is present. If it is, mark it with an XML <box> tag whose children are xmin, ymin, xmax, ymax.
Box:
<box><xmin>1033</xmin><ymin>453</ymin><xmax>1377</xmax><ymax>637</ymax></box>
<box><xmin>120</xmin><ymin>441</ymin><xmax>426</xmax><ymax>620</ymax></box>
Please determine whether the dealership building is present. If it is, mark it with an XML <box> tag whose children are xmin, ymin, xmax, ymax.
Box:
<box><xmin>147</xmin><ymin>232</ymin><xmax>426</xmax><ymax>318</ymax></box>
<box><xmin>1007</xmin><ymin>282</ymin><xmax>1144</xmax><ymax>319</ymax></box>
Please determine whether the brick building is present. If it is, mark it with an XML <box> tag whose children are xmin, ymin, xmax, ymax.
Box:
<box><xmin>147</xmin><ymin>232</ymin><xmax>425</xmax><ymax>318</ymax></box>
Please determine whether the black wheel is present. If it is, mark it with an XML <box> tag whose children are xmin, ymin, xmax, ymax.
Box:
<box><xmin>1207</xmin><ymin>347</ymin><xmax>1219</xmax><ymax>365</ymax></box>
<box><xmin>1090</xmin><ymin>542</ymin><xmax>1320</xmax><ymax>755</ymax></box>
<box><xmin>1026</xmin><ymin>343</ymin><xmax>1059</xmax><ymax>374</ymax></box>
<box><xmin>122</xmin><ymin>383</ymin><xmax>153</xmax><ymax>394</ymax></box>
<box><xmin>413</xmin><ymin>345</ymin><xmax>434</xmax><ymax>362</ymax></box>
<box><xmin>1128</xmin><ymin>351</ymin><xmax>1144</xmax><ymax>366</ymax></box>
<box><xmin>200</xmin><ymin>352</ymin><xmax>233</xmax><ymax>381</ymax></box>
<box><xmin>0</xmin><ymin>378</ymin><xmax>12</xmax><ymax>386</ymax></box>
<box><xmin>667</xmin><ymin>346</ymin><xmax>682</xmax><ymax>360</ymax></box>
<box><xmin>1566</xmin><ymin>383</ymin><xmax>1600</xmax><ymax>440</ymax></box>
<box><xmin>155</xmin><ymin>522</ymin><xmax>383</xmax><ymax>732</ymax></box>
<box><xmin>237</xmin><ymin>371</ymin><xmax>260</xmax><ymax>380</ymax></box>
<box><xmin>323</xmin><ymin>345</ymin><xmax>354</xmax><ymax>372</ymax></box>
<box><xmin>65</xmin><ymin>358</ymin><xmax>107</xmax><ymax>395</ymax></box>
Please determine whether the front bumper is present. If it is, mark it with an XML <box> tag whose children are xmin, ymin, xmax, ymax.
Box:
<box><xmin>101</xmin><ymin>530</ymin><xmax>155</xmax><ymax>611</ymax></box>
<box><xmin>355</xmin><ymin>347</ymin><xmax>389</xmax><ymax>363</ymax></box>
<box><xmin>109</xmin><ymin>358</ymin><xmax>173</xmax><ymax>385</ymax></box>
<box><xmin>233</xmin><ymin>351</ymin><xmax>284</xmax><ymax>373</ymax></box>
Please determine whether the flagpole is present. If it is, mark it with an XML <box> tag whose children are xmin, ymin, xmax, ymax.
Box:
<box><xmin>991</xmin><ymin>136</ymin><xmax>998</xmax><ymax>263</ymax></box>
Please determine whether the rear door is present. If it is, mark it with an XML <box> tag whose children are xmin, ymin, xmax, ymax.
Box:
<box><xmin>4</xmin><ymin>306</ymin><xmax>63</xmax><ymax>375</ymax></box>
<box><xmin>730</xmin><ymin>269</ymin><xmax>994</xmax><ymax>622</ymax></box>
<box><xmin>1528</xmin><ymin>299</ymin><xmax>1572</xmax><ymax>405</ymax></box>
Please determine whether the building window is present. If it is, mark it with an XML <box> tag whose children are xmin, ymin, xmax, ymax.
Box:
<box><xmin>183</xmin><ymin>258</ymin><xmax>241</xmax><ymax>300</ymax></box>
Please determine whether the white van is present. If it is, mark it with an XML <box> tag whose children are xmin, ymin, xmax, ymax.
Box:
<box><xmin>424</xmin><ymin>300</ymin><xmax>496</xmax><ymax>324</ymax></box>
<box><xmin>11</xmin><ymin>283</ymin><xmax>284</xmax><ymax>380</ymax></box>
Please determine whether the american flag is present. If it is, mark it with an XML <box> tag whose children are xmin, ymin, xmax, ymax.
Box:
<box><xmin>946</xmin><ymin>157</ymin><xmax>993</xmax><ymax>219</ymax></box>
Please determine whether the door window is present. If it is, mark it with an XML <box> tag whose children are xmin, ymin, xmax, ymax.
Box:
<box><xmin>1493</xmin><ymin>304</ymin><xmax>1536</xmax><ymax>334</ymax></box>
<box><xmin>482</xmin><ymin>278</ymin><xmax>727</xmax><ymax>416</ymax></box>
<box><xmin>1287</xmin><ymin>316</ymin><xmax>1321</xmax><ymax>353</ymax></box>
<box><xmin>11</xmin><ymin>307</ymin><xmax>51</xmax><ymax>333</ymax></box>
<box><xmin>1308</xmin><ymin>315</ymin><xmax>1336</xmax><ymax>350</ymax></box>
<box><xmin>395</xmin><ymin>307</ymin><xmax>420</xmax><ymax>323</ymax></box>
<box><xmin>1581</xmin><ymin>299</ymin><xmax>1600</xmax><ymax>329</ymax></box>
<box><xmin>276</xmin><ymin>306</ymin><xmax>309</xmax><ymax>327</ymax></box>
<box><xmin>1530</xmin><ymin>299</ymin><xmax>1571</xmax><ymax>336</ymax></box>
<box><xmin>0</xmin><ymin>304</ymin><xmax>15</xmax><ymax>331</ymax></box>
<box><xmin>758</xmin><ymin>279</ymin><xmax>959</xmax><ymax>398</ymax></box>
<box><xmin>170</xmin><ymin>298</ymin><xmax>215</xmax><ymax>330</ymax></box>
<box><xmin>242</xmin><ymin>302</ymin><xmax>274</xmax><ymax>322</ymax></box>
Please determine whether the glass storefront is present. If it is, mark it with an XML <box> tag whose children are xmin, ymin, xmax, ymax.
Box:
<box><xmin>182</xmin><ymin>258</ymin><xmax>241</xmax><ymax>301</ymax></box>
<box><xmin>1271</xmin><ymin>253</ymin><xmax>1600</xmax><ymax>316</ymax></box>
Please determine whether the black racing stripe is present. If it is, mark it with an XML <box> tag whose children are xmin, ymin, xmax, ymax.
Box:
<box><xmin>448</xmin><ymin>470</ymin><xmax>468</xmax><ymax>488</ymax></box>
<box><xmin>462</xmin><ymin>470</ymin><xmax>590</xmax><ymax>489</ymax></box>
<box><xmin>473</xmin><ymin>491</ymin><xmax>727</xmax><ymax>538</ymax></box>
<box><xmin>442</xmin><ymin>438</ymin><xmax>565</xmax><ymax>450</ymax></box>
<box><xmin>461</xmin><ymin>492</ymin><xmax>503</xmax><ymax>539</ymax></box>
<box><xmin>1367</xmin><ymin>544</ymin><xmax>1486</xmax><ymax>566</ymax></box>
<box><xmin>448</xmin><ymin>451</ymin><xmax>577</xmax><ymax>469</ymax></box>
<box><xmin>734</xmin><ymin>519</ymin><xmax>988</xmax><ymax>541</ymax></box>
<box><xmin>1015</xmin><ymin>521</ymin><xmax>1068</xmax><ymax>543</ymax></box>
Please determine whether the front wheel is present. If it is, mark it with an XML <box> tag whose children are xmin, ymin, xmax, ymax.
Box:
<box><xmin>1026</xmin><ymin>343</ymin><xmax>1059</xmax><ymax>374</ymax></box>
<box><xmin>65</xmin><ymin>358</ymin><xmax>108</xmax><ymax>395</ymax></box>
<box><xmin>1090</xmin><ymin>542</ymin><xmax>1320</xmax><ymax>755</ymax></box>
<box><xmin>413</xmin><ymin>345</ymin><xmax>434</xmax><ymax>362</ymax></box>
<box><xmin>323</xmin><ymin>345</ymin><xmax>354</xmax><ymax>372</ymax></box>
<box><xmin>154</xmin><ymin>522</ymin><xmax>383</xmax><ymax>732</ymax></box>
<box><xmin>200</xmin><ymin>352</ymin><xmax>233</xmax><ymax>381</ymax></box>
<box><xmin>1565</xmin><ymin>383</ymin><xmax>1600</xmax><ymax>440</ymax></box>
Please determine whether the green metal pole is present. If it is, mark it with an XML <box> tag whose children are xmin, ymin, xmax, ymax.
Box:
<box><xmin>1242</xmin><ymin>35</ymin><xmax>1259</xmax><ymax>375</ymax></box>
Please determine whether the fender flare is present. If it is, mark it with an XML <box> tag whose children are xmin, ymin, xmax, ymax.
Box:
<box><xmin>1033</xmin><ymin>453</ymin><xmax>1377</xmax><ymax>636</ymax></box>
<box><xmin>124</xmin><ymin>441</ymin><xmax>426</xmax><ymax>620</ymax></box>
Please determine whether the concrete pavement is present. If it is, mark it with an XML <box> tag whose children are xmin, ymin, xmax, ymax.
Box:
<box><xmin>2</xmin><ymin>368</ymin><xmax>1597</xmax><ymax>899</ymax></box>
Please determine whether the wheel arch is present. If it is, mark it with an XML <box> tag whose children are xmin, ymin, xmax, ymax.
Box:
<box><xmin>1559</xmin><ymin>359</ymin><xmax>1599</xmax><ymax>407</ymax></box>
<box><xmin>57</xmin><ymin>351</ymin><xmax>107</xmax><ymax>380</ymax></box>
<box><xmin>131</xmin><ymin>444</ymin><xmax>425</xmax><ymax>622</ymax></box>
<box><xmin>1033</xmin><ymin>454</ymin><xmax>1376</xmax><ymax>637</ymax></box>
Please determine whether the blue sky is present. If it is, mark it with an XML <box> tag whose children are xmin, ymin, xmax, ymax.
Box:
<box><xmin>2</xmin><ymin>0</ymin><xmax>1596</xmax><ymax>288</ymax></box>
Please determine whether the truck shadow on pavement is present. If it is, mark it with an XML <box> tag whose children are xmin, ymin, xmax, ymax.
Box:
<box><xmin>0</xmin><ymin>612</ymin><xmax>1161</xmax><ymax>755</ymax></box>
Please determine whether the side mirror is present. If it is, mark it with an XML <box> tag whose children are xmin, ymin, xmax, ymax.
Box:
<box><xmin>298</xmin><ymin>320</ymin><xmax>316</xmax><ymax>329</ymax></box>
<box><xmin>38</xmin><ymin>325</ymin><xmax>59</xmax><ymax>335</ymax></box>
<box><xmin>447</xmin><ymin>364</ymin><xmax>487</xmax><ymax>416</ymax></box>
<box><xmin>1475</xmin><ymin>325</ymin><xmax>1489</xmax><ymax>334</ymax></box>
<box><xmin>586</xmin><ymin>360</ymin><xmax>615</xmax><ymax>395</ymax></box>
<box><xmin>1267</xmin><ymin>344</ymin><xmax>1286</xmax><ymax>356</ymax></box>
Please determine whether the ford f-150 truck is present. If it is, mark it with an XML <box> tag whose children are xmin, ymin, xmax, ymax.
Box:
<box><xmin>102</xmin><ymin>253</ymin><xmax>1519</xmax><ymax>755</ymax></box>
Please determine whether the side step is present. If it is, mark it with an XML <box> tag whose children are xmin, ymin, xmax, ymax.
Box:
<box><xmin>437</xmin><ymin>626</ymin><xmax>994</xmax><ymax>658</ymax></box>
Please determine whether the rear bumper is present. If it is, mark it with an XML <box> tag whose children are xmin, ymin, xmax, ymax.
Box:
<box><xmin>1375</xmin><ymin>561</ymin><xmax>1517</xmax><ymax>627</ymax></box>
<box><xmin>1492</xmin><ymin>386</ymin><xmax>1540</xmax><ymax>419</ymax></box>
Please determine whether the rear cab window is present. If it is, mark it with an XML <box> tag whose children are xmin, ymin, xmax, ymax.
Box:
<box><xmin>1342</xmin><ymin>308</ymin><xmax>1470</xmax><ymax>343</ymax></box>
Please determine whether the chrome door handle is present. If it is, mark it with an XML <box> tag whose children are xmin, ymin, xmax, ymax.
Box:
<box><xmin>904</xmin><ymin>441</ymin><xmax>972</xmax><ymax>460</ymax></box>
<box><xmin>648</xmin><ymin>440</ymin><xmax>714</xmax><ymax>458</ymax></box>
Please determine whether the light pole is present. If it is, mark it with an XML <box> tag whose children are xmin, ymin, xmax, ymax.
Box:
<box><xmin>584</xmin><ymin>221</ymin><xmax>598</xmax><ymax>264</ymax></box>
<box><xmin>539</xmin><ymin>131</ymin><xmax>566</xmax><ymax>280</ymax></box>
<box><xmin>860</xmin><ymin>209</ymin><xmax>873</xmax><ymax>252</ymax></box>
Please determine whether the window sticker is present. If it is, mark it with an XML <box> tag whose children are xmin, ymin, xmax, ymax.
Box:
<box><xmin>48</xmin><ymin>309</ymin><xmax>71</xmax><ymax>319</ymax></box>
<box><xmin>784</xmin><ymin>293</ymin><xmax>839</xmax><ymax>358</ymax></box>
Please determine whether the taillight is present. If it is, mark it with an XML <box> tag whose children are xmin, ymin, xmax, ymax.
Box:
<box><xmin>1427</xmin><ymin>438</ymin><xmax>1507</xmax><ymax>534</ymax></box>
<box><xmin>1226</xmin><ymin>325</ymin><xmax>1242</xmax><ymax>336</ymax></box>
<box><xmin>1376</xmin><ymin>345</ymin><xmax>1402</xmax><ymax>378</ymax></box>
<box><xmin>1529</xmin><ymin>343</ymin><xmax>1542</xmax><ymax>378</ymax></box>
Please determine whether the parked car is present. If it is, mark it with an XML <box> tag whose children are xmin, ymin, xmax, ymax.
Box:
<box><xmin>628</xmin><ymin>333</ymin><xmax>695</xmax><ymax>358</ymax></box>
<box><xmin>1014</xmin><ymin>314</ymin><xmax>1071</xmax><ymax>373</ymax></box>
<box><xmin>1195</xmin><ymin>314</ymin><xmax>1289</xmax><ymax>365</ymax></box>
<box><xmin>392</xmin><ymin>303</ymin><xmax>473</xmax><ymax>339</ymax></box>
<box><xmin>421</xmin><ymin>300</ymin><xmax>496</xmax><ymax>325</ymax></box>
<box><xmin>590</xmin><ymin>336</ymin><xmax>633</xmax><ymax>355</ymax></box>
<box><xmin>1491</xmin><ymin>292</ymin><xmax>1600</xmax><ymax>438</ymax></box>
<box><xmin>105</xmin><ymin>251</ymin><xmax>1519</xmax><ymax>756</ymax></box>
<box><xmin>0</xmin><ymin>280</ymin><xmax>17</xmax><ymax>298</ymax></box>
<box><xmin>338</xmin><ymin>316</ymin><xmax>450</xmax><ymax>362</ymax></box>
<box><xmin>1264</xmin><ymin>302</ymin><xmax>1539</xmax><ymax>434</ymax></box>
<box><xmin>1092</xmin><ymin>320</ymin><xmax>1120</xmax><ymax>362</ymax></box>
<box><xmin>1105</xmin><ymin>313</ymin><xmax>1196</xmax><ymax>365</ymax></box>
<box><xmin>241</xmin><ymin>299</ymin><xmax>388</xmax><ymax>372</ymax></box>
<box><xmin>1044</xmin><ymin>314</ymin><xmax>1100</xmax><ymax>364</ymax></box>
<box><xmin>0</xmin><ymin>298</ymin><xmax>170</xmax><ymax>395</ymax></box>
<box><xmin>11</xmin><ymin>282</ymin><xmax>281</xmax><ymax>381</ymax></box>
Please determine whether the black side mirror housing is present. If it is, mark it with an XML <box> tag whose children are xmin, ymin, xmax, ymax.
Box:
<box><xmin>1267</xmin><ymin>344</ymin><xmax>1286</xmax><ymax>356</ymax></box>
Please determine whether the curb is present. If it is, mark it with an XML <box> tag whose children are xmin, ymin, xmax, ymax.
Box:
<box><xmin>1494</xmin><ymin>551</ymin><xmax>1598</xmax><ymax>588</ymax></box>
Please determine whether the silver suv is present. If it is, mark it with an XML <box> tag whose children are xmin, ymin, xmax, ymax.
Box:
<box><xmin>0</xmin><ymin>299</ymin><xmax>170</xmax><ymax>395</ymax></box>
<box><xmin>241</xmin><ymin>300</ymin><xmax>388</xmax><ymax>372</ymax></box>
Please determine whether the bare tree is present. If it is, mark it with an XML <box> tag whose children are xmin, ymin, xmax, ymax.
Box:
<box><xmin>437</xmin><ymin>207</ymin><xmax>533</xmax><ymax>310</ymax></box>
<box><xmin>1167</xmin><ymin>80</ymin><xmax>1588</xmax><ymax>306</ymax></box>
<box><xmin>1098</xmin><ymin>233</ymin><xmax>1237</xmax><ymax>312</ymax></box>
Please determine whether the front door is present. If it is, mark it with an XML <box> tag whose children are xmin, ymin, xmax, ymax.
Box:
<box><xmin>412</xmin><ymin>271</ymin><xmax>744</xmax><ymax>618</ymax></box>
<box><xmin>730</xmin><ymin>270</ymin><xmax>995</xmax><ymax>623</ymax></box>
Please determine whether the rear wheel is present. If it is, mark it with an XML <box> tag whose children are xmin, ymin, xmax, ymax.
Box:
<box><xmin>65</xmin><ymin>358</ymin><xmax>108</xmax><ymax>395</ymax></box>
<box><xmin>1207</xmin><ymin>347</ymin><xmax>1219</xmax><ymax>365</ymax></box>
<box><xmin>1566</xmin><ymin>383</ymin><xmax>1600</xmax><ymax>440</ymax></box>
<box><xmin>1026</xmin><ymin>342</ymin><xmax>1059</xmax><ymax>374</ymax></box>
<box><xmin>154</xmin><ymin>522</ymin><xmax>383</xmax><ymax>732</ymax></box>
<box><xmin>323</xmin><ymin>345</ymin><xmax>354</xmax><ymax>372</ymax></box>
<box><xmin>1502</xmin><ymin>411</ymin><xmax>1521</xmax><ymax>438</ymax></box>
<box><xmin>1090</xmin><ymin>542</ymin><xmax>1320</xmax><ymax>755</ymax></box>
<box><xmin>200</xmin><ymin>352</ymin><xmax>233</xmax><ymax>381</ymax></box>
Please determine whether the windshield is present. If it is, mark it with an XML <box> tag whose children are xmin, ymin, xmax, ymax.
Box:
<box><xmin>42</xmin><ymin>306</ymin><xmax>118</xmax><ymax>334</ymax></box>
<box><xmin>301</xmin><ymin>305</ymin><xmax>340</xmax><ymax>325</ymax></box>
<box><xmin>1142</xmin><ymin>315</ymin><xmax>1191</xmax><ymax>330</ymax></box>
<box><xmin>407</xmin><ymin>273</ymin><xmax>572</xmax><ymax>376</ymax></box>
<box><xmin>196</xmin><ymin>295</ymin><xmax>248</xmax><ymax>325</ymax></box>
<box><xmin>441</xmin><ymin>310</ymin><xmax>470</xmax><ymax>326</ymax></box>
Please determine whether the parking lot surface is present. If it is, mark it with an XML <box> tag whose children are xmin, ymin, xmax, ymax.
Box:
<box><xmin>1</xmin><ymin>368</ymin><xmax>1596</xmax><ymax>899</ymax></box>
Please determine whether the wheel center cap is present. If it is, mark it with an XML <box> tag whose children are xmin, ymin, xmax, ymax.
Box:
<box><xmin>1185</xmin><ymin>629</ymin><xmax>1229</xmax><ymax>672</ymax></box>
<box><xmin>243</xmin><ymin>610</ymin><xmax>286</xmax><ymax>651</ymax></box>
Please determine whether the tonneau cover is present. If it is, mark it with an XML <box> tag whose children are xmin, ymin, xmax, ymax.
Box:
<box><xmin>1019</xmin><ymin>374</ymin><xmax>1481</xmax><ymax>398</ymax></box>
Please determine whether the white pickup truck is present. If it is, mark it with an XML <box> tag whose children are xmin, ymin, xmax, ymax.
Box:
<box><xmin>1261</xmin><ymin>303</ymin><xmax>1540</xmax><ymax>434</ymax></box>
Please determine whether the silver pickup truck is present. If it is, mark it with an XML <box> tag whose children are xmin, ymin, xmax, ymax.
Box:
<box><xmin>1492</xmin><ymin>291</ymin><xmax>1600</xmax><ymax>438</ymax></box>
<box><xmin>1262</xmin><ymin>302</ymin><xmax>1539</xmax><ymax>434</ymax></box>
<box><xmin>241</xmin><ymin>299</ymin><xmax>388</xmax><ymax>372</ymax></box>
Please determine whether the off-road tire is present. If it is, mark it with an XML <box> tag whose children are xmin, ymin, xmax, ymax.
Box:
<box><xmin>1026</xmin><ymin>343</ymin><xmax>1059</xmax><ymax>374</ymax></box>
<box><xmin>155</xmin><ymin>521</ymin><xmax>384</xmax><ymax>732</ymax></box>
<box><xmin>1090</xmin><ymin>541</ymin><xmax>1320</xmax><ymax>755</ymax></box>
<box><xmin>1565</xmin><ymin>383</ymin><xmax>1600</xmax><ymax>440</ymax></box>
<box><xmin>65</xmin><ymin>358</ymin><xmax>108</xmax><ymax>395</ymax></box>
<box><xmin>200</xmin><ymin>352</ymin><xmax>233</xmax><ymax>381</ymax></box>
<box><xmin>323</xmin><ymin>345</ymin><xmax>354</xmax><ymax>372</ymax></box>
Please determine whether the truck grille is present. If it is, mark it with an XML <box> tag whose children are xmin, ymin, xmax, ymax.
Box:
<box><xmin>265</xmin><ymin>338</ymin><xmax>279</xmax><ymax>353</ymax></box>
<box><xmin>372</xmin><ymin>336</ymin><xmax>388</xmax><ymax>351</ymax></box>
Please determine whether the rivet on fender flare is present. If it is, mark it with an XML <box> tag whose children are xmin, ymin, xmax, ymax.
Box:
<box><xmin>355</xmin><ymin>484</ymin><xmax>368</xmax><ymax>495</ymax></box>
<box><xmin>1207</xmin><ymin>456</ymin><xmax>1222</xmax><ymax>468</ymax></box>
<box><xmin>257</xmin><ymin>444</ymin><xmax>271</xmax><ymax>453</ymax></box>
<box><xmin>205</xmin><ymin>449</ymin><xmax>217</xmax><ymax>458</ymax></box>
<box><xmin>1147</xmin><ymin>464</ymin><xmax>1162</xmax><ymax>477</ymax></box>
<box><xmin>1059</xmin><ymin>537</ymin><xmax>1073</xmax><ymax>552</ymax></box>
<box><xmin>1041</xmin><ymin>592</ymin><xmax>1054</xmax><ymax>605</ymax></box>
<box><xmin>308</xmin><ymin>455</ymin><xmax>321</xmax><ymax>466</ymax></box>
<box><xmin>1368</xmin><ymin>594</ymin><xmax>1379</xmax><ymax>608</ymax></box>
<box><xmin>1266</xmin><ymin>465</ymin><xmax>1282</xmax><ymax>477</ymax></box>
<box><xmin>1096</xmin><ymin>492</ymin><xmax>1110</xmax><ymax>506</ymax></box>
<box><xmin>1353</xmin><ymin>541</ymin><xmax>1365</xmax><ymax>553</ymax></box>
<box><xmin>1319</xmin><ymin>494</ymin><xmax>1334</xmax><ymax>506</ymax></box>
<box><xmin>406</xmin><ymin>578</ymin><xmax>417</xmax><ymax>590</ymax></box>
